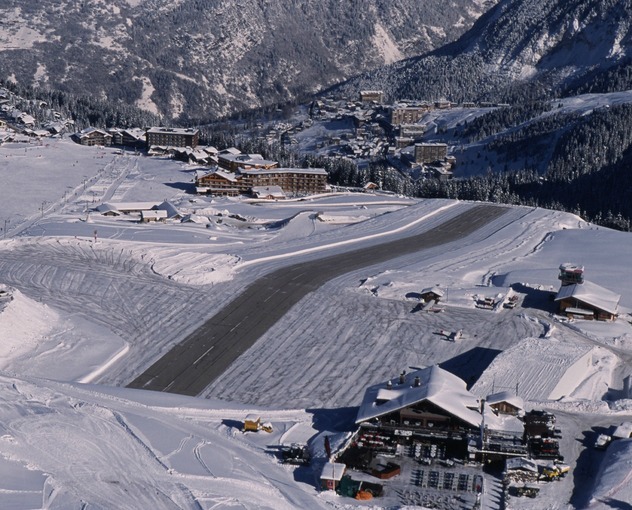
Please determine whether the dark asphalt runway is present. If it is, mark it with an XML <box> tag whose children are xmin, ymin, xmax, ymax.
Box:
<box><xmin>128</xmin><ymin>204</ymin><xmax>508</xmax><ymax>396</ymax></box>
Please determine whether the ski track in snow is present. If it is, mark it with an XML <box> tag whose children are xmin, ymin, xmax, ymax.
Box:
<box><xmin>0</xmin><ymin>375</ymin><xmax>325</xmax><ymax>510</ymax></box>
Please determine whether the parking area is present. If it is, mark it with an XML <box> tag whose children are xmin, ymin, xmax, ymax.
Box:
<box><xmin>340</xmin><ymin>439</ymin><xmax>486</xmax><ymax>509</ymax></box>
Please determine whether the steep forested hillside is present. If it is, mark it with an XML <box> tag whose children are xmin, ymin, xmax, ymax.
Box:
<box><xmin>0</xmin><ymin>0</ymin><xmax>496</xmax><ymax>122</ymax></box>
<box><xmin>340</xmin><ymin>0</ymin><xmax>632</xmax><ymax>104</ymax></box>
<box><xmin>324</xmin><ymin>100</ymin><xmax>632</xmax><ymax>230</ymax></box>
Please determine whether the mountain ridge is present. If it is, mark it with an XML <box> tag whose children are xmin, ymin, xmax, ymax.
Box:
<box><xmin>0</xmin><ymin>0</ymin><xmax>496</xmax><ymax>121</ymax></box>
<box><xmin>338</xmin><ymin>0</ymin><xmax>632</xmax><ymax>104</ymax></box>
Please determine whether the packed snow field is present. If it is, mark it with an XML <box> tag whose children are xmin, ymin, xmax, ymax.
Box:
<box><xmin>1</xmin><ymin>139</ymin><xmax>632</xmax><ymax>509</ymax></box>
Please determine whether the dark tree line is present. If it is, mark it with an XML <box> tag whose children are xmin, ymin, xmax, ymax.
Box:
<box><xmin>318</xmin><ymin>101</ymin><xmax>632</xmax><ymax>232</ymax></box>
<box><xmin>0</xmin><ymin>79</ymin><xmax>161</xmax><ymax>130</ymax></box>
<box><xmin>460</xmin><ymin>101</ymin><xmax>553</xmax><ymax>142</ymax></box>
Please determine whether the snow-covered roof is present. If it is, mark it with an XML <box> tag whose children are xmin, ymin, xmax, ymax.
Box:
<box><xmin>215</xmin><ymin>170</ymin><xmax>239</xmax><ymax>182</ymax></box>
<box><xmin>122</xmin><ymin>128</ymin><xmax>146</xmax><ymax>140</ymax></box>
<box><xmin>320</xmin><ymin>462</ymin><xmax>346</xmax><ymax>481</ymax></box>
<box><xmin>559</xmin><ymin>262</ymin><xmax>584</xmax><ymax>273</ymax></box>
<box><xmin>420</xmin><ymin>287</ymin><xmax>444</xmax><ymax>297</ymax></box>
<box><xmin>95</xmin><ymin>203</ymin><xmax>120</xmax><ymax>214</ymax></box>
<box><xmin>141</xmin><ymin>210</ymin><xmax>167</xmax><ymax>220</ymax></box>
<box><xmin>483</xmin><ymin>406</ymin><xmax>524</xmax><ymax>435</ymax></box>
<box><xmin>239</xmin><ymin>167</ymin><xmax>327</xmax><ymax>176</ymax></box>
<box><xmin>77</xmin><ymin>127</ymin><xmax>112</xmax><ymax>139</ymax></box>
<box><xmin>612</xmin><ymin>422</ymin><xmax>632</xmax><ymax>439</ymax></box>
<box><xmin>555</xmin><ymin>280</ymin><xmax>620</xmax><ymax>315</ymax></box>
<box><xmin>155</xmin><ymin>200</ymin><xmax>182</xmax><ymax>219</ymax></box>
<box><xmin>505</xmin><ymin>457</ymin><xmax>538</xmax><ymax>473</ymax></box>
<box><xmin>251</xmin><ymin>186</ymin><xmax>285</xmax><ymax>198</ymax></box>
<box><xmin>146</xmin><ymin>127</ymin><xmax>199</xmax><ymax>135</ymax></box>
<box><xmin>18</xmin><ymin>114</ymin><xmax>35</xmax><ymax>125</ymax></box>
<box><xmin>197</xmin><ymin>169</ymin><xmax>239</xmax><ymax>182</ymax></box>
<box><xmin>99</xmin><ymin>202</ymin><xmax>161</xmax><ymax>212</ymax></box>
<box><xmin>218</xmin><ymin>147</ymin><xmax>240</xmax><ymax>155</ymax></box>
<box><xmin>471</xmin><ymin>337</ymin><xmax>597</xmax><ymax>401</ymax></box>
<box><xmin>180</xmin><ymin>214</ymin><xmax>208</xmax><ymax>224</ymax></box>
<box><xmin>220</xmin><ymin>153</ymin><xmax>277</xmax><ymax>167</ymax></box>
<box><xmin>486</xmin><ymin>391</ymin><xmax>524</xmax><ymax>411</ymax></box>
<box><xmin>355</xmin><ymin>365</ymin><xmax>482</xmax><ymax>428</ymax></box>
<box><xmin>189</xmin><ymin>149</ymin><xmax>212</xmax><ymax>160</ymax></box>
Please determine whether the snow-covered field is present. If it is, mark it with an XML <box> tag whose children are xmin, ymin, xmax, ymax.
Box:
<box><xmin>1</xmin><ymin>138</ymin><xmax>632</xmax><ymax>509</ymax></box>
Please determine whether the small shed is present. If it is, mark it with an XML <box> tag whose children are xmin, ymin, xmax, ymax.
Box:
<box><xmin>251</xmin><ymin>185</ymin><xmax>285</xmax><ymax>200</ymax></box>
<box><xmin>140</xmin><ymin>210</ymin><xmax>168</xmax><ymax>223</ymax></box>
<box><xmin>95</xmin><ymin>203</ymin><xmax>121</xmax><ymax>217</ymax></box>
<box><xmin>420</xmin><ymin>287</ymin><xmax>445</xmax><ymax>303</ymax></box>
<box><xmin>486</xmin><ymin>391</ymin><xmax>524</xmax><ymax>416</ymax></box>
<box><xmin>613</xmin><ymin>422</ymin><xmax>632</xmax><ymax>440</ymax></box>
<box><xmin>320</xmin><ymin>462</ymin><xmax>346</xmax><ymax>491</ymax></box>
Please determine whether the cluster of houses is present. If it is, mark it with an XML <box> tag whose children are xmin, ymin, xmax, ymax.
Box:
<box><xmin>70</xmin><ymin>125</ymin><xmax>329</xmax><ymax>199</ymax></box>
<box><xmin>0</xmin><ymin>83</ymin><xmax>511</xmax><ymax>196</ymax></box>
<box><xmin>318</xmin><ymin>264</ymin><xmax>623</xmax><ymax>502</ymax></box>
<box><xmin>254</xmin><ymin>91</ymin><xmax>481</xmax><ymax>183</ymax></box>
<box><xmin>0</xmin><ymin>88</ymin><xmax>72</xmax><ymax>142</ymax></box>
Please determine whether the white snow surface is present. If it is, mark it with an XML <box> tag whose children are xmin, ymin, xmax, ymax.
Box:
<box><xmin>0</xmin><ymin>139</ymin><xmax>632</xmax><ymax>508</ymax></box>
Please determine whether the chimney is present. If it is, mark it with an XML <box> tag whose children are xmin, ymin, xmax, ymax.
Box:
<box><xmin>414</xmin><ymin>376</ymin><xmax>421</xmax><ymax>387</ymax></box>
<box><xmin>399</xmin><ymin>370</ymin><xmax>406</xmax><ymax>385</ymax></box>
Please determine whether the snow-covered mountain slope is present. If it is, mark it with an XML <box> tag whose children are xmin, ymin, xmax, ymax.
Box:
<box><xmin>342</xmin><ymin>0</ymin><xmax>632</xmax><ymax>103</ymax></box>
<box><xmin>0</xmin><ymin>0</ymin><xmax>496</xmax><ymax>121</ymax></box>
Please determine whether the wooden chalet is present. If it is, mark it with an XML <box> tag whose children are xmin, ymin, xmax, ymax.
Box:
<box><xmin>110</xmin><ymin>128</ymin><xmax>146</xmax><ymax>148</ymax></box>
<box><xmin>73</xmin><ymin>127</ymin><xmax>113</xmax><ymax>147</ymax></box>
<box><xmin>419</xmin><ymin>287</ymin><xmax>444</xmax><ymax>303</ymax></box>
<box><xmin>555</xmin><ymin>280</ymin><xmax>620</xmax><ymax>321</ymax></box>
<box><xmin>195</xmin><ymin>169</ymin><xmax>243</xmax><ymax>196</ymax></box>
<box><xmin>194</xmin><ymin>164</ymin><xmax>329</xmax><ymax>197</ymax></box>
<box><xmin>355</xmin><ymin>366</ymin><xmax>483</xmax><ymax>443</ymax></box>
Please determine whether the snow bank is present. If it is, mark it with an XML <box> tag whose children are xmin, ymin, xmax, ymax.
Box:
<box><xmin>588</xmin><ymin>439</ymin><xmax>632</xmax><ymax>508</ymax></box>
<box><xmin>471</xmin><ymin>336</ymin><xmax>614</xmax><ymax>401</ymax></box>
<box><xmin>0</xmin><ymin>286</ymin><xmax>57</xmax><ymax>363</ymax></box>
